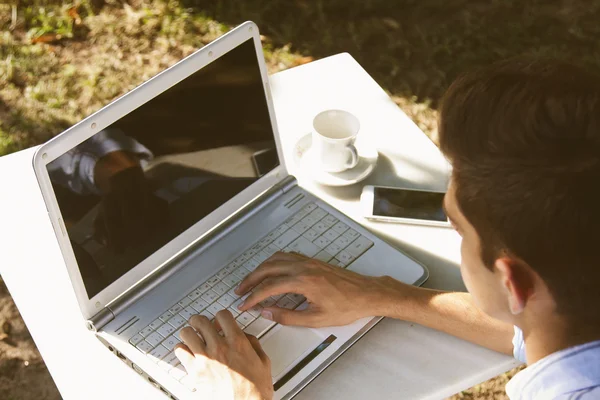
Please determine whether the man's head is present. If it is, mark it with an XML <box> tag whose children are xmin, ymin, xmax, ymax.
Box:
<box><xmin>439</xmin><ymin>59</ymin><xmax>600</xmax><ymax>329</ymax></box>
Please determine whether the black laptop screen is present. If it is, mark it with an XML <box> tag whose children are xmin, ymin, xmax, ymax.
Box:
<box><xmin>47</xmin><ymin>39</ymin><xmax>279</xmax><ymax>298</ymax></box>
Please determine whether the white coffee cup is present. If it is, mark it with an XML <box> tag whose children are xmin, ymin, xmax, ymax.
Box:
<box><xmin>312</xmin><ymin>110</ymin><xmax>360</xmax><ymax>173</ymax></box>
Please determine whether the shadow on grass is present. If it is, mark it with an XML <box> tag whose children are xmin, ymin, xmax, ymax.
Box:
<box><xmin>183</xmin><ymin>0</ymin><xmax>600</xmax><ymax>107</ymax></box>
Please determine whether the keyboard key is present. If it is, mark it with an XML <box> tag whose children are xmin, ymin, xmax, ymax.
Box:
<box><xmin>301</xmin><ymin>214</ymin><xmax>319</xmax><ymax>227</ymax></box>
<box><xmin>291</xmin><ymin>220</ymin><xmax>311</xmax><ymax>234</ymax></box>
<box><xmin>200</xmin><ymin>310</ymin><xmax>215</xmax><ymax>321</ymax></box>
<box><xmin>159</xmin><ymin>352</ymin><xmax>179</xmax><ymax>371</ymax></box>
<box><xmin>247</xmin><ymin>304</ymin><xmax>263</xmax><ymax>318</ymax></box>
<box><xmin>244</xmin><ymin>317</ymin><xmax>276</xmax><ymax>337</ymax></box>
<box><xmin>187</xmin><ymin>288</ymin><xmax>203</xmax><ymax>301</ymax></box>
<box><xmin>179</xmin><ymin>306</ymin><xmax>196</xmax><ymax>321</ymax></box>
<box><xmin>288</xmin><ymin>236</ymin><xmax>320</xmax><ymax>257</ymax></box>
<box><xmin>253</xmin><ymin>250</ymin><xmax>271</xmax><ymax>263</ymax></box>
<box><xmin>263</xmin><ymin>244</ymin><xmax>280</xmax><ymax>257</ymax></box>
<box><xmin>129</xmin><ymin>334</ymin><xmax>144</xmax><ymax>346</ymax></box>
<box><xmin>325</xmin><ymin>241</ymin><xmax>342</xmax><ymax>255</ymax></box>
<box><xmin>236</xmin><ymin>312</ymin><xmax>255</xmax><ymax>327</ymax></box>
<box><xmin>170</xmin><ymin>363</ymin><xmax>187</xmax><ymax>380</ymax></box>
<box><xmin>168</xmin><ymin>314</ymin><xmax>187</xmax><ymax>328</ymax></box>
<box><xmin>157</xmin><ymin>323</ymin><xmax>176</xmax><ymax>338</ymax></box>
<box><xmin>301</xmin><ymin>203</ymin><xmax>317</xmax><ymax>213</ymax></box>
<box><xmin>287</xmin><ymin>293</ymin><xmax>306</xmax><ymax>305</ymax></box>
<box><xmin>198</xmin><ymin>282</ymin><xmax>212</xmax><ymax>293</ymax></box>
<box><xmin>233</xmin><ymin>266</ymin><xmax>251</xmax><ymax>279</ymax></box>
<box><xmin>201</xmin><ymin>290</ymin><xmax>219</xmax><ymax>304</ymax></box>
<box><xmin>275</xmin><ymin>224</ymin><xmax>289</xmax><ymax>236</ymax></box>
<box><xmin>224</xmin><ymin>263</ymin><xmax>238</xmax><ymax>275</ymax></box>
<box><xmin>136</xmin><ymin>340</ymin><xmax>153</xmax><ymax>354</ymax></box>
<box><xmin>190</xmin><ymin>298</ymin><xmax>209</xmax><ymax>312</ymax></box>
<box><xmin>276</xmin><ymin>296</ymin><xmax>297</xmax><ymax>310</ymax></box>
<box><xmin>337</xmin><ymin>250</ymin><xmax>355</xmax><ymax>265</ymax></box>
<box><xmin>234</xmin><ymin>254</ymin><xmax>248</xmax><ymax>265</ymax></box>
<box><xmin>206</xmin><ymin>275</ymin><xmax>220</xmax><ymax>286</ymax></box>
<box><xmin>139</xmin><ymin>326</ymin><xmax>154</xmax><ymax>337</ymax></box>
<box><xmin>211</xmin><ymin>282</ymin><xmax>229</xmax><ymax>296</ymax></box>
<box><xmin>162</xmin><ymin>336</ymin><xmax>179</xmax><ymax>351</ymax></box>
<box><xmin>314</xmin><ymin>250</ymin><xmax>334</xmax><ymax>263</ymax></box>
<box><xmin>343</xmin><ymin>229</ymin><xmax>360</xmax><ymax>240</ymax></box>
<box><xmin>242</xmin><ymin>248</ymin><xmax>257</xmax><ymax>259</ymax></box>
<box><xmin>168</xmin><ymin>304</ymin><xmax>183</xmax><ymax>315</ymax></box>
<box><xmin>260</xmin><ymin>297</ymin><xmax>276</xmax><ymax>308</ymax></box>
<box><xmin>273</xmin><ymin>229</ymin><xmax>300</xmax><ymax>249</ymax></box>
<box><xmin>216</xmin><ymin>267</ymin><xmax>230</xmax><ymax>280</ymax></box>
<box><xmin>334</xmin><ymin>235</ymin><xmax>352</xmax><ymax>249</ymax></box>
<box><xmin>218</xmin><ymin>293</ymin><xmax>236</xmax><ymax>308</ymax></box>
<box><xmin>323</xmin><ymin>229</ymin><xmax>341</xmax><ymax>241</ymax></box>
<box><xmin>312</xmin><ymin>221</ymin><xmax>329</xmax><ymax>234</ymax></box>
<box><xmin>243</xmin><ymin>258</ymin><xmax>260</xmax><ymax>271</ymax></box>
<box><xmin>178</xmin><ymin>296</ymin><xmax>192</xmax><ymax>308</ymax></box>
<box><xmin>148</xmin><ymin>318</ymin><xmax>163</xmax><ymax>330</ymax></box>
<box><xmin>346</xmin><ymin>236</ymin><xmax>374</xmax><ymax>258</ymax></box>
<box><xmin>302</xmin><ymin>228</ymin><xmax>320</xmax><ymax>241</ymax></box>
<box><xmin>221</xmin><ymin>273</ymin><xmax>240</xmax><ymax>287</ymax></box>
<box><xmin>328</xmin><ymin>259</ymin><xmax>343</xmax><ymax>267</ymax></box>
<box><xmin>207</xmin><ymin>302</ymin><xmax>226</xmax><ymax>316</ymax></box>
<box><xmin>322</xmin><ymin>215</ymin><xmax>338</xmax><ymax>226</ymax></box>
<box><xmin>228</xmin><ymin>306</ymin><xmax>241</xmax><ymax>316</ymax></box>
<box><xmin>158</xmin><ymin>310</ymin><xmax>173</xmax><ymax>323</ymax></box>
<box><xmin>148</xmin><ymin>345</ymin><xmax>170</xmax><ymax>362</ymax></box>
<box><xmin>332</xmin><ymin>221</ymin><xmax>349</xmax><ymax>234</ymax></box>
<box><xmin>310</xmin><ymin>208</ymin><xmax>327</xmax><ymax>220</ymax></box>
<box><xmin>313</xmin><ymin>235</ymin><xmax>331</xmax><ymax>249</ymax></box>
<box><xmin>333</xmin><ymin>258</ymin><xmax>347</xmax><ymax>267</ymax></box>
<box><xmin>145</xmin><ymin>331</ymin><xmax>163</xmax><ymax>347</ymax></box>
<box><xmin>283</xmin><ymin>215</ymin><xmax>302</xmax><ymax>228</ymax></box>
<box><xmin>294</xmin><ymin>207</ymin><xmax>311</xmax><ymax>220</ymax></box>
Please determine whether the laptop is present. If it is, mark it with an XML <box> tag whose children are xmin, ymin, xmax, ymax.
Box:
<box><xmin>32</xmin><ymin>21</ymin><xmax>428</xmax><ymax>400</ymax></box>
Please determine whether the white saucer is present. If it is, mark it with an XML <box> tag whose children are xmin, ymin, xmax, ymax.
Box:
<box><xmin>292</xmin><ymin>133</ymin><xmax>378</xmax><ymax>186</ymax></box>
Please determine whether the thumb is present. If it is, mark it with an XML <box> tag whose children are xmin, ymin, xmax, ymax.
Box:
<box><xmin>261</xmin><ymin>307</ymin><xmax>320</xmax><ymax>327</ymax></box>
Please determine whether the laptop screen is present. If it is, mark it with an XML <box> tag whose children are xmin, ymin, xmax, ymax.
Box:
<box><xmin>46</xmin><ymin>39</ymin><xmax>279</xmax><ymax>298</ymax></box>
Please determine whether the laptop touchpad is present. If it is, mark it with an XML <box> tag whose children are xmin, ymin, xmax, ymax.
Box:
<box><xmin>261</xmin><ymin>325</ymin><xmax>324</xmax><ymax>379</ymax></box>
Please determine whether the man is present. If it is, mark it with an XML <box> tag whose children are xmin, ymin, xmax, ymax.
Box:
<box><xmin>173</xmin><ymin>58</ymin><xmax>600</xmax><ymax>399</ymax></box>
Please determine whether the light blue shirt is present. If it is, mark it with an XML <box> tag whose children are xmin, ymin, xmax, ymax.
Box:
<box><xmin>506</xmin><ymin>327</ymin><xmax>600</xmax><ymax>399</ymax></box>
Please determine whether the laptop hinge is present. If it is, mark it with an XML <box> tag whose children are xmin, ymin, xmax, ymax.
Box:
<box><xmin>90</xmin><ymin>174</ymin><xmax>298</xmax><ymax>331</ymax></box>
<box><xmin>87</xmin><ymin>307</ymin><xmax>115</xmax><ymax>332</ymax></box>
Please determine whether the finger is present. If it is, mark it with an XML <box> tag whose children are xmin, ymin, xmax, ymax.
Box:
<box><xmin>174</xmin><ymin>343</ymin><xmax>199</xmax><ymax>371</ymax></box>
<box><xmin>245</xmin><ymin>334</ymin><xmax>270</xmax><ymax>365</ymax></box>
<box><xmin>189</xmin><ymin>315</ymin><xmax>222</xmax><ymax>348</ymax></box>
<box><xmin>235</xmin><ymin>260</ymin><xmax>298</xmax><ymax>295</ymax></box>
<box><xmin>261</xmin><ymin>306</ymin><xmax>321</xmax><ymax>327</ymax></box>
<box><xmin>238</xmin><ymin>277</ymin><xmax>302</xmax><ymax>312</ymax></box>
<box><xmin>179</xmin><ymin>326</ymin><xmax>206</xmax><ymax>356</ymax></box>
<box><xmin>214</xmin><ymin>310</ymin><xmax>244</xmax><ymax>340</ymax></box>
<box><xmin>265</xmin><ymin>251</ymin><xmax>306</xmax><ymax>262</ymax></box>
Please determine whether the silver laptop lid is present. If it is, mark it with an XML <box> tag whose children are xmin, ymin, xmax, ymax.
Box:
<box><xmin>32</xmin><ymin>22</ymin><xmax>288</xmax><ymax>320</ymax></box>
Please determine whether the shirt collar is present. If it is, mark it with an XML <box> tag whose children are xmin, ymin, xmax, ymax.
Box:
<box><xmin>506</xmin><ymin>340</ymin><xmax>600</xmax><ymax>400</ymax></box>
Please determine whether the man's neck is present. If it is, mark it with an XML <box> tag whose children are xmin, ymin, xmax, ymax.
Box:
<box><xmin>523</xmin><ymin>316</ymin><xmax>600</xmax><ymax>364</ymax></box>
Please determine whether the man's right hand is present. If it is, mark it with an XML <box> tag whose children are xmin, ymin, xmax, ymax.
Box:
<box><xmin>235</xmin><ymin>252</ymin><xmax>419</xmax><ymax>327</ymax></box>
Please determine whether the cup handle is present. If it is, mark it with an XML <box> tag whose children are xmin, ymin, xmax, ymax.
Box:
<box><xmin>345</xmin><ymin>145</ymin><xmax>359</xmax><ymax>169</ymax></box>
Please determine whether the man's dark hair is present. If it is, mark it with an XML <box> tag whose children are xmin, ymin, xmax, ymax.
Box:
<box><xmin>439</xmin><ymin>58</ymin><xmax>600</xmax><ymax>322</ymax></box>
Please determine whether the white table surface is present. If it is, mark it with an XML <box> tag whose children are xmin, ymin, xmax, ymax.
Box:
<box><xmin>0</xmin><ymin>53</ymin><xmax>519</xmax><ymax>400</ymax></box>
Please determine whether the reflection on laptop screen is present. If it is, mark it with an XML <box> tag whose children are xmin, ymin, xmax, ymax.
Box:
<box><xmin>46</xmin><ymin>39</ymin><xmax>279</xmax><ymax>298</ymax></box>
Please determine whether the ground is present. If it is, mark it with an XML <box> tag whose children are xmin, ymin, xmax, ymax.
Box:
<box><xmin>1</xmin><ymin>0</ymin><xmax>598</xmax><ymax>398</ymax></box>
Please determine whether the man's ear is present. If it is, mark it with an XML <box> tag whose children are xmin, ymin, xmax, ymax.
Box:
<box><xmin>494</xmin><ymin>258</ymin><xmax>534</xmax><ymax>315</ymax></box>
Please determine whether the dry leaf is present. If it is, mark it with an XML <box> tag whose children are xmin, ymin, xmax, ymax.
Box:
<box><xmin>67</xmin><ymin>6</ymin><xmax>82</xmax><ymax>25</ymax></box>
<box><xmin>2</xmin><ymin>320</ymin><xmax>11</xmax><ymax>335</ymax></box>
<box><xmin>31</xmin><ymin>33</ymin><xmax>63</xmax><ymax>44</ymax></box>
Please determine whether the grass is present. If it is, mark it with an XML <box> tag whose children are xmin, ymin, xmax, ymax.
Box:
<box><xmin>1</xmin><ymin>0</ymin><xmax>599</xmax><ymax>397</ymax></box>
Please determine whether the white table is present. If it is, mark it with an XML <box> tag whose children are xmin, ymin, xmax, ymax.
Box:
<box><xmin>0</xmin><ymin>53</ymin><xmax>519</xmax><ymax>400</ymax></box>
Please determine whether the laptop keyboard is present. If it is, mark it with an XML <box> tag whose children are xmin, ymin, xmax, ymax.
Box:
<box><xmin>127</xmin><ymin>203</ymin><xmax>374</xmax><ymax>391</ymax></box>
